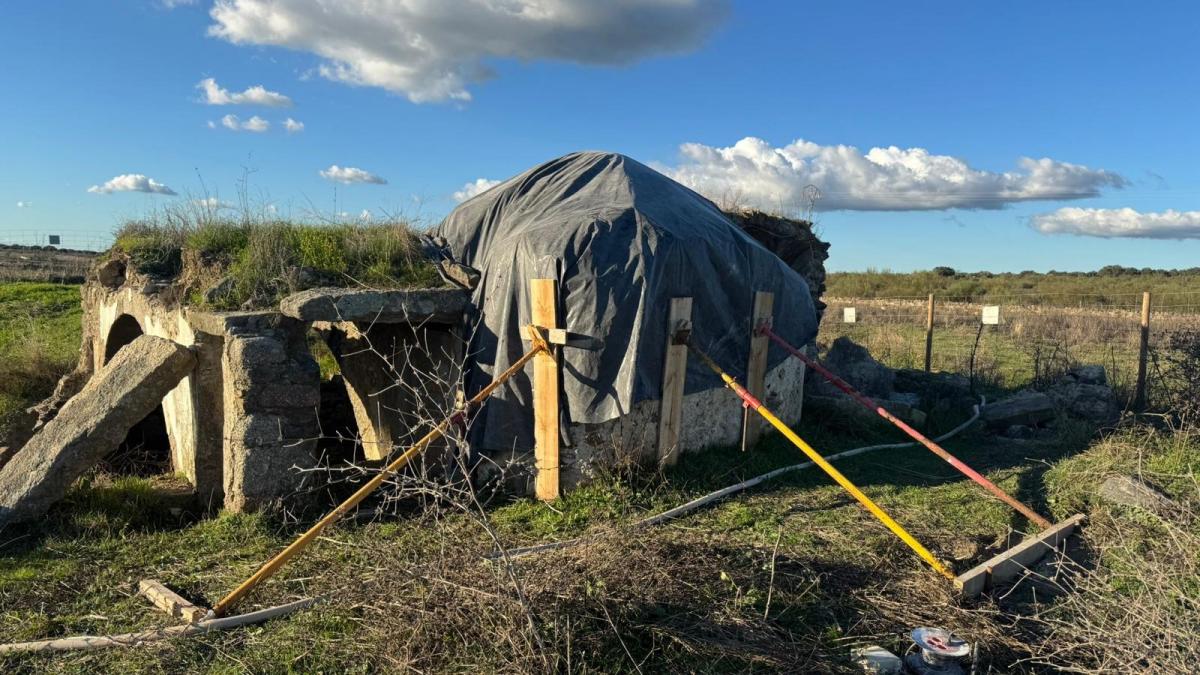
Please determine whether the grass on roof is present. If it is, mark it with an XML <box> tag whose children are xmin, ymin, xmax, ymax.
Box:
<box><xmin>112</xmin><ymin>215</ymin><xmax>442</xmax><ymax>310</ymax></box>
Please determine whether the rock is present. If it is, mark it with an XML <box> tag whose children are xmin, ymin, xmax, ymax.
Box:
<box><xmin>981</xmin><ymin>390</ymin><xmax>1056</xmax><ymax>430</ymax></box>
<box><xmin>203</xmin><ymin>276</ymin><xmax>235</xmax><ymax>304</ymax></box>
<box><xmin>887</xmin><ymin>392</ymin><xmax>921</xmax><ymax>408</ymax></box>
<box><xmin>1048</xmin><ymin>366</ymin><xmax>1118</xmax><ymax>423</ymax></box>
<box><xmin>1004</xmin><ymin>424</ymin><xmax>1035</xmax><ymax>439</ymax></box>
<box><xmin>893</xmin><ymin>368</ymin><xmax>972</xmax><ymax>398</ymax></box>
<box><xmin>279</xmin><ymin>287</ymin><xmax>469</xmax><ymax>324</ymax></box>
<box><xmin>0</xmin><ymin>336</ymin><xmax>195</xmax><ymax>527</ymax></box>
<box><xmin>819</xmin><ymin>337</ymin><xmax>895</xmax><ymax>398</ymax></box>
<box><xmin>437</xmin><ymin>260</ymin><xmax>481</xmax><ymax>290</ymax></box>
<box><xmin>1099</xmin><ymin>475</ymin><xmax>1175</xmax><ymax>514</ymax></box>
<box><xmin>95</xmin><ymin>258</ymin><xmax>126</xmax><ymax>289</ymax></box>
<box><xmin>807</xmin><ymin>394</ymin><xmax>926</xmax><ymax>429</ymax></box>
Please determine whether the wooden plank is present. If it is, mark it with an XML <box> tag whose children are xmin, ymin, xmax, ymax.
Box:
<box><xmin>741</xmin><ymin>291</ymin><xmax>774</xmax><ymax>452</ymax></box>
<box><xmin>138</xmin><ymin>579</ymin><xmax>207</xmax><ymax>623</ymax></box>
<box><xmin>1135</xmin><ymin>291</ymin><xmax>1151</xmax><ymax>410</ymax></box>
<box><xmin>924</xmin><ymin>293</ymin><xmax>935</xmax><ymax>372</ymax></box>
<box><xmin>955</xmin><ymin>514</ymin><xmax>1085</xmax><ymax>597</ymax></box>
<box><xmin>657</xmin><ymin>297</ymin><xmax>693</xmax><ymax>466</ymax></box>
<box><xmin>530</xmin><ymin>278</ymin><xmax>560</xmax><ymax>501</ymax></box>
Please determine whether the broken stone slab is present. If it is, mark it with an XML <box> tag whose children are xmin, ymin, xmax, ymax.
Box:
<box><xmin>279</xmin><ymin>287</ymin><xmax>469</xmax><ymax>324</ymax></box>
<box><xmin>0</xmin><ymin>336</ymin><xmax>195</xmax><ymax>527</ymax></box>
<box><xmin>981</xmin><ymin>390</ymin><xmax>1056</xmax><ymax>430</ymax></box>
<box><xmin>1099</xmin><ymin>474</ymin><xmax>1176</xmax><ymax>514</ymax></box>
<box><xmin>806</xmin><ymin>394</ymin><xmax>926</xmax><ymax>429</ymax></box>
<box><xmin>436</xmin><ymin>259</ymin><xmax>481</xmax><ymax>290</ymax></box>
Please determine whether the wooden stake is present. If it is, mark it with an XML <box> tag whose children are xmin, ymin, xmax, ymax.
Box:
<box><xmin>1135</xmin><ymin>291</ymin><xmax>1152</xmax><ymax>411</ymax></box>
<box><xmin>530</xmin><ymin>278</ymin><xmax>560</xmax><ymax>501</ymax></box>
<box><xmin>657</xmin><ymin>297</ymin><xmax>692</xmax><ymax>466</ymax></box>
<box><xmin>954</xmin><ymin>514</ymin><xmax>1085</xmax><ymax>597</ymax></box>
<box><xmin>924</xmin><ymin>293</ymin><xmax>935</xmax><ymax>373</ymax></box>
<box><xmin>741</xmin><ymin>291</ymin><xmax>774</xmax><ymax>452</ymax></box>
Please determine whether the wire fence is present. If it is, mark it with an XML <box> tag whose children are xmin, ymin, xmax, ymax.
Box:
<box><xmin>0</xmin><ymin>230</ymin><xmax>113</xmax><ymax>252</ymax></box>
<box><xmin>818</xmin><ymin>293</ymin><xmax>1200</xmax><ymax>409</ymax></box>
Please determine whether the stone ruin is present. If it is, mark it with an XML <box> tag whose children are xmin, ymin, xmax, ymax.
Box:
<box><xmin>0</xmin><ymin>170</ymin><xmax>829</xmax><ymax>523</ymax></box>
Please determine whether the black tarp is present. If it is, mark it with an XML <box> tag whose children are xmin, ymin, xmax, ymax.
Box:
<box><xmin>434</xmin><ymin>151</ymin><xmax>817</xmax><ymax>451</ymax></box>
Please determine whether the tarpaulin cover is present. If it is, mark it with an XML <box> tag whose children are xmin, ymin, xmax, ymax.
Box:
<box><xmin>434</xmin><ymin>151</ymin><xmax>817</xmax><ymax>451</ymax></box>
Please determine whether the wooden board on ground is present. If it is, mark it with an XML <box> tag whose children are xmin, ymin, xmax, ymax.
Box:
<box><xmin>138</xmin><ymin>579</ymin><xmax>208</xmax><ymax>623</ymax></box>
<box><xmin>955</xmin><ymin>514</ymin><xmax>1086</xmax><ymax>597</ymax></box>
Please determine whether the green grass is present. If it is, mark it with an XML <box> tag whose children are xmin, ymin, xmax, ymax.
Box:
<box><xmin>827</xmin><ymin>267</ymin><xmax>1200</xmax><ymax>309</ymax></box>
<box><xmin>0</xmin><ymin>283</ymin><xmax>81</xmax><ymax>435</ymax></box>
<box><xmin>112</xmin><ymin>219</ymin><xmax>443</xmax><ymax>310</ymax></box>
<box><xmin>0</xmin><ymin>406</ymin><xmax>1101</xmax><ymax>672</ymax></box>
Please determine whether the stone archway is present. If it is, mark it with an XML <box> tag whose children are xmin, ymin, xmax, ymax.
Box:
<box><xmin>103</xmin><ymin>314</ymin><xmax>172</xmax><ymax>475</ymax></box>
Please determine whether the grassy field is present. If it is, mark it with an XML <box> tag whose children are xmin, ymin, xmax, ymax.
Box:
<box><xmin>0</xmin><ymin>283</ymin><xmax>82</xmax><ymax>436</ymax></box>
<box><xmin>827</xmin><ymin>267</ymin><xmax>1200</xmax><ymax>309</ymax></box>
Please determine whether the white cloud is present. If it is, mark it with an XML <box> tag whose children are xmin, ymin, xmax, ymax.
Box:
<box><xmin>660</xmin><ymin>137</ymin><xmax>1127</xmax><ymax>212</ymax></box>
<box><xmin>284</xmin><ymin>117</ymin><xmax>304</xmax><ymax>133</ymax></box>
<box><xmin>453</xmin><ymin>178</ymin><xmax>501</xmax><ymax>202</ymax></box>
<box><xmin>208</xmin><ymin>0</ymin><xmax>728</xmax><ymax>103</ymax></box>
<box><xmin>16</xmin><ymin>201</ymin><xmax>31</xmax><ymax>208</ymax></box>
<box><xmin>320</xmin><ymin>165</ymin><xmax>387</xmax><ymax>185</ymax></box>
<box><xmin>358</xmin><ymin>208</ymin><xmax>372</xmax><ymax>221</ymax></box>
<box><xmin>218</xmin><ymin>113</ymin><xmax>270</xmax><ymax>132</ymax></box>
<box><xmin>88</xmin><ymin>174</ymin><xmax>177</xmax><ymax>195</ymax></box>
<box><xmin>197</xmin><ymin>77</ymin><xmax>293</xmax><ymax>107</ymax></box>
<box><xmin>192</xmin><ymin>197</ymin><xmax>234</xmax><ymax>209</ymax></box>
<box><xmin>1031</xmin><ymin>207</ymin><xmax>1200</xmax><ymax>239</ymax></box>
<box><xmin>162</xmin><ymin>0</ymin><xmax>198</xmax><ymax>8</ymax></box>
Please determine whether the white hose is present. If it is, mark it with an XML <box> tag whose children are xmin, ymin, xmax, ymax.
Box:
<box><xmin>0</xmin><ymin>597</ymin><xmax>319</xmax><ymax>655</ymax></box>
<box><xmin>497</xmin><ymin>397</ymin><xmax>986</xmax><ymax>560</ymax></box>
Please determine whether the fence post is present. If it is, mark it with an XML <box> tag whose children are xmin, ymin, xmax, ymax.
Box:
<box><xmin>1135</xmin><ymin>291</ymin><xmax>1152</xmax><ymax>411</ymax></box>
<box><xmin>742</xmin><ymin>291</ymin><xmax>774</xmax><ymax>452</ymax></box>
<box><xmin>924</xmin><ymin>293</ymin><xmax>935</xmax><ymax>372</ymax></box>
<box><xmin>530</xmin><ymin>278</ymin><xmax>560</xmax><ymax>501</ymax></box>
<box><xmin>657</xmin><ymin>297</ymin><xmax>693</xmax><ymax>466</ymax></box>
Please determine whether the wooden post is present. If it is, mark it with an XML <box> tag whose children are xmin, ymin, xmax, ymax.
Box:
<box><xmin>530</xmin><ymin>278</ymin><xmax>560</xmax><ymax>500</ymax></box>
<box><xmin>657</xmin><ymin>297</ymin><xmax>693</xmax><ymax>466</ymax></box>
<box><xmin>924</xmin><ymin>293</ymin><xmax>935</xmax><ymax>372</ymax></box>
<box><xmin>1134</xmin><ymin>291</ymin><xmax>1152</xmax><ymax>411</ymax></box>
<box><xmin>741</xmin><ymin>291</ymin><xmax>774</xmax><ymax>452</ymax></box>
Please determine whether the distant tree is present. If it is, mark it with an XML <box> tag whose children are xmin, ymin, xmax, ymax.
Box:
<box><xmin>932</xmin><ymin>266</ymin><xmax>956</xmax><ymax>277</ymax></box>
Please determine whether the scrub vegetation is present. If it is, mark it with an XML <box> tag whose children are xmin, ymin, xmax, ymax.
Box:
<box><xmin>111</xmin><ymin>210</ymin><xmax>442</xmax><ymax>310</ymax></box>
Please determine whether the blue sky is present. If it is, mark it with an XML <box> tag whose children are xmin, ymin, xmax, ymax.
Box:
<box><xmin>3</xmin><ymin>1</ymin><xmax>1199</xmax><ymax>271</ymax></box>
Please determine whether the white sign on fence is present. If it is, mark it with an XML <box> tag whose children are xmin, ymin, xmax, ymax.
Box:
<box><xmin>843</xmin><ymin>307</ymin><xmax>857</xmax><ymax>323</ymax></box>
<box><xmin>981</xmin><ymin>305</ymin><xmax>1001</xmax><ymax>325</ymax></box>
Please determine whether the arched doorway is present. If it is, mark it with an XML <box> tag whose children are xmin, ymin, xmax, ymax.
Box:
<box><xmin>103</xmin><ymin>314</ymin><xmax>172</xmax><ymax>475</ymax></box>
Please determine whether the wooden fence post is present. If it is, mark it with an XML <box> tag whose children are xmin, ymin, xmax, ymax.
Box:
<box><xmin>1135</xmin><ymin>291</ymin><xmax>1152</xmax><ymax>411</ymax></box>
<box><xmin>657</xmin><ymin>297</ymin><xmax>693</xmax><ymax>466</ymax></box>
<box><xmin>530</xmin><ymin>278</ymin><xmax>560</xmax><ymax>500</ymax></box>
<box><xmin>741</xmin><ymin>291</ymin><xmax>774</xmax><ymax>452</ymax></box>
<box><xmin>924</xmin><ymin>293</ymin><xmax>935</xmax><ymax>372</ymax></box>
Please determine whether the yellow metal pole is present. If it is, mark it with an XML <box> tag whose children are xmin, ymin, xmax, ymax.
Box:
<box><xmin>212</xmin><ymin>341</ymin><xmax>548</xmax><ymax>617</ymax></box>
<box><xmin>688</xmin><ymin>343</ymin><xmax>955</xmax><ymax>580</ymax></box>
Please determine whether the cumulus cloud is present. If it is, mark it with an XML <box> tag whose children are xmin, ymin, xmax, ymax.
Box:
<box><xmin>87</xmin><ymin>174</ymin><xmax>177</xmax><ymax>195</ymax></box>
<box><xmin>453</xmin><ymin>178</ymin><xmax>501</xmax><ymax>202</ymax></box>
<box><xmin>192</xmin><ymin>197</ymin><xmax>234</xmax><ymax>210</ymax></box>
<box><xmin>16</xmin><ymin>201</ymin><xmax>31</xmax><ymax>208</ymax></box>
<box><xmin>162</xmin><ymin>0</ymin><xmax>198</xmax><ymax>8</ymax></box>
<box><xmin>207</xmin><ymin>0</ymin><xmax>728</xmax><ymax>102</ymax></box>
<box><xmin>218</xmin><ymin>113</ymin><xmax>270</xmax><ymax>132</ymax></box>
<box><xmin>284</xmin><ymin>117</ymin><xmax>304</xmax><ymax>133</ymax></box>
<box><xmin>661</xmin><ymin>137</ymin><xmax>1127</xmax><ymax>212</ymax></box>
<box><xmin>1031</xmin><ymin>207</ymin><xmax>1200</xmax><ymax>239</ymax></box>
<box><xmin>198</xmin><ymin>77</ymin><xmax>292</xmax><ymax>107</ymax></box>
<box><xmin>320</xmin><ymin>165</ymin><xmax>387</xmax><ymax>185</ymax></box>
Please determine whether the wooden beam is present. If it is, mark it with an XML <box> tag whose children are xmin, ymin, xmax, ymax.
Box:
<box><xmin>138</xmin><ymin>579</ymin><xmax>207</xmax><ymax>623</ymax></box>
<box><xmin>657</xmin><ymin>297</ymin><xmax>693</xmax><ymax>466</ymax></box>
<box><xmin>530</xmin><ymin>278</ymin><xmax>560</xmax><ymax>501</ymax></box>
<box><xmin>954</xmin><ymin>514</ymin><xmax>1085</xmax><ymax>597</ymax></box>
<box><xmin>741</xmin><ymin>291</ymin><xmax>774</xmax><ymax>452</ymax></box>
